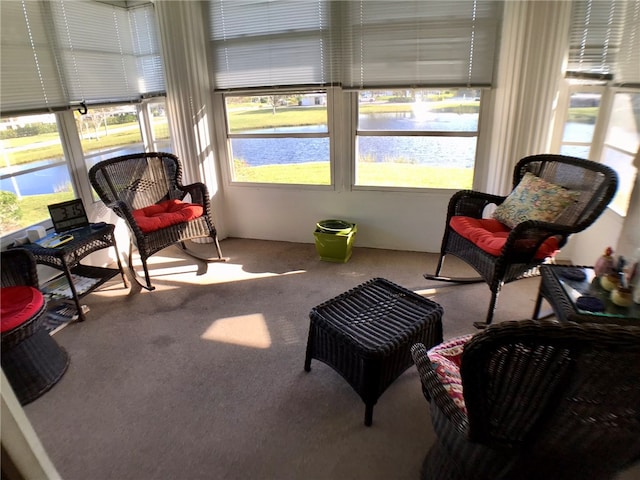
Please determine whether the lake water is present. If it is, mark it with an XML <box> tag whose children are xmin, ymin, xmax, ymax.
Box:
<box><xmin>1</xmin><ymin>116</ymin><xmax>594</xmax><ymax>195</ymax></box>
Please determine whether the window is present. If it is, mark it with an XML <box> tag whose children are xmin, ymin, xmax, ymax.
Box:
<box><xmin>0</xmin><ymin>1</ymin><xmax>168</xmax><ymax>239</ymax></box>
<box><xmin>555</xmin><ymin>0</ymin><xmax>640</xmax><ymax>217</ymax></box>
<box><xmin>599</xmin><ymin>92</ymin><xmax>639</xmax><ymax>215</ymax></box>
<box><xmin>78</xmin><ymin>105</ymin><xmax>145</xmax><ymax>175</ymax></box>
<box><xmin>147</xmin><ymin>100</ymin><xmax>171</xmax><ymax>152</ymax></box>
<box><xmin>355</xmin><ymin>89</ymin><xmax>479</xmax><ymax>189</ymax></box>
<box><xmin>558</xmin><ymin>89</ymin><xmax>602</xmax><ymax>159</ymax></box>
<box><xmin>0</xmin><ymin>114</ymin><xmax>75</xmax><ymax>236</ymax></box>
<box><xmin>224</xmin><ymin>91</ymin><xmax>330</xmax><ymax>185</ymax></box>
<box><xmin>554</xmin><ymin>85</ymin><xmax>639</xmax><ymax>217</ymax></box>
<box><xmin>209</xmin><ymin>1</ymin><xmax>502</xmax><ymax>191</ymax></box>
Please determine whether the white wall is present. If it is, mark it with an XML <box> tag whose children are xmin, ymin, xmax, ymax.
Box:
<box><xmin>221</xmin><ymin>186</ymin><xmax>452</xmax><ymax>252</ymax></box>
<box><xmin>558</xmin><ymin>208</ymin><xmax>625</xmax><ymax>265</ymax></box>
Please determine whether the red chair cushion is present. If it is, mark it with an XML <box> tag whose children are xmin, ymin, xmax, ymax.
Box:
<box><xmin>450</xmin><ymin>216</ymin><xmax>559</xmax><ymax>259</ymax></box>
<box><xmin>132</xmin><ymin>199</ymin><xmax>204</xmax><ymax>234</ymax></box>
<box><xmin>0</xmin><ymin>286</ymin><xmax>45</xmax><ymax>333</ymax></box>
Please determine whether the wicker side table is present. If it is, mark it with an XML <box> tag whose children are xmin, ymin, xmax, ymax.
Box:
<box><xmin>533</xmin><ymin>265</ymin><xmax>639</xmax><ymax>325</ymax></box>
<box><xmin>304</xmin><ymin>277</ymin><xmax>444</xmax><ymax>426</ymax></box>
<box><xmin>20</xmin><ymin>223</ymin><xmax>128</xmax><ymax>321</ymax></box>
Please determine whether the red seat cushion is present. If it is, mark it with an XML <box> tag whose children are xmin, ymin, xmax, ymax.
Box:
<box><xmin>1</xmin><ymin>286</ymin><xmax>45</xmax><ymax>333</ymax></box>
<box><xmin>449</xmin><ymin>216</ymin><xmax>559</xmax><ymax>259</ymax></box>
<box><xmin>132</xmin><ymin>199</ymin><xmax>204</xmax><ymax>234</ymax></box>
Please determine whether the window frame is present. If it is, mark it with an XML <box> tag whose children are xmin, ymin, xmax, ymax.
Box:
<box><xmin>218</xmin><ymin>88</ymin><xmax>336</xmax><ymax>190</ymax></box>
<box><xmin>351</xmin><ymin>88</ymin><xmax>482</xmax><ymax>192</ymax></box>
<box><xmin>0</xmin><ymin>100</ymin><xmax>171</xmax><ymax>243</ymax></box>
<box><xmin>552</xmin><ymin>81</ymin><xmax>639</xmax><ymax>217</ymax></box>
<box><xmin>217</xmin><ymin>86</ymin><xmax>488</xmax><ymax>193</ymax></box>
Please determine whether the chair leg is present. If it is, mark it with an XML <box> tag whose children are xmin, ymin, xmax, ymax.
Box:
<box><xmin>424</xmin><ymin>255</ymin><xmax>484</xmax><ymax>284</ymax></box>
<box><xmin>473</xmin><ymin>284</ymin><xmax>501</xmax><ymax>329</ymax></box>
<box><xmin>435</xmin><ymin>253</ymin><xmax>446</xmax><ymax>276</ymax></box>
<box><xmin>127</xmin><ymin>240</ymin><xmax>155</xmax><ymax>291</ymax></box>
<box><xmin>532</xmin><ymin>291</ymin><xmax>543</xmax><ymax>320</ymax></box>
<box><xmin>212</xmin><ymin>233</ymin><xmax>223</xmax><ymax>260</ymax></box>
<box><xmin>140</xmin><ymin>258</ymin><xmax>154</xmax><ymax>291</ymax></box>
<box><xmin>424</xmin><ymin>233</ymin><xmax>484</xmax><ymax>284</ymax></box>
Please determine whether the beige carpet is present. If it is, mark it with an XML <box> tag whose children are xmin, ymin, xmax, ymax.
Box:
<box><xmin>21</xmin><ymin>238</ymin><xmax>640</xmax><ymax>480</ymax></box>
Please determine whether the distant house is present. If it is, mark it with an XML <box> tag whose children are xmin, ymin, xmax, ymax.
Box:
<box><xmin>299</xmin><ymin>94</ymin><xmax>326</xmax><ymax>106</ymax></box>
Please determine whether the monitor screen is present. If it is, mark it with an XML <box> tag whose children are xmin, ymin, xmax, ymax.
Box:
<box><xmin>47</xmin><ymin>199</ymin><xmax>90</xmax><ymax>233</ymax></box>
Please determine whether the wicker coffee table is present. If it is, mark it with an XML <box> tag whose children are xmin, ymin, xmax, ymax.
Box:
<box><xmin>304</xmin><ymin>277</ymin><xmax>444</xmax><ymax>426</ymax></box>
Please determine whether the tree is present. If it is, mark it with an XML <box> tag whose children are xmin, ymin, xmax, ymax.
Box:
<box><xmin>0</xmin><ymin>191</ymin><xmax>22</xmax><ymax>234</ymax></box>
<box><xmin>267</xmin><ymin>95</ymin><xmax>285</xmax><ymax>114</ymax></box>
<box><xmin>85</xmin><ymin>108</ymin><xmax>112</xmax><ymax>138</ymax></box>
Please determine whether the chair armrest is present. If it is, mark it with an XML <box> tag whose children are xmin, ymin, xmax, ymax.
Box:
<box><xmin>448</xmin><ymin>190</ymin><xmax>506</xmax><ymax>219</ymax></box>
<box><xmin>411</xmin><ymin>343</ymin><xmax>470</xmax><ymax>435</ymax></box>
<box><xmin>179</xmin><ymin>182</ymin><xmax>209</xmax><ymax>205</ymax></box>
<box><xmin>502</xmin><ymin>220</ymin><xmax>576</xmax><ymax>260</ymax></box>
<box><xmin>179</xmin><ymin>182</ymin><xmax>213</xmax><ymax>220</ymax></box>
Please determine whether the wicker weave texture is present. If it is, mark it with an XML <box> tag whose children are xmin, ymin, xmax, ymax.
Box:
<box><xmin>21</xmin><ymin>225</ymin><xmax>118</xmax><ymax>269</ymax></box>
<box><xmin>1</xmin><ymin>249</ymin><xmax>70</xmax><ymax>405</ymax></box>
<box><xmin>305</xmin><ymin>277</ymin><xmax>443</xmax><ymax>426</ymax></box>
<box><xmin>431</xmin><ymin>154</ymin><xmax>618</xmax><ymax>326</ymax></box>
<box><xmin>1</xmin><ymin>327</ymin><xmax>69</xmax><ymax>405</ymax></box>
<box><xmin>412</xmin><ymin>319</ymin><xmax>640</xmax><ymax>480</ymax></box>
<box><xmin>88</xmin><ymin>152</ymin><xmax>223</xmax><ymax>289</ymax></box>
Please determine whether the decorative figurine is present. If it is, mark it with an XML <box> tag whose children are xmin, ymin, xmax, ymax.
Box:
<box><xmin>594</xmin><ymin>246</ymin><xmax>615</xmax><ymax>277</ymax></box>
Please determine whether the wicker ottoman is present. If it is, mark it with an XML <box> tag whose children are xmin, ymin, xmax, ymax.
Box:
<box><xmin>304</xmin><ymin>277</ymin><xmax>444</xmax><ymax>426</ymax></box>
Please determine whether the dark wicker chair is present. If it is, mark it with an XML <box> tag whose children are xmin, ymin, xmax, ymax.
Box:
<box><xmin>411</xmin><ymin>320</ymin><xmax>640</xmax><ymax>480</ymax></box>
<box><xmin>88</xmin><ymin>152</ymin><xmax>225</xmax><ymax>290</ymax></box>
<box><xmin>424</xmin><ymin>154</ymin><xmax>618</xmax><ymax>328</ymax></box>
<box><xmin>1</xmin><ymin>249</ymin><xmax>69</xmax><ymax>404</ymax></box>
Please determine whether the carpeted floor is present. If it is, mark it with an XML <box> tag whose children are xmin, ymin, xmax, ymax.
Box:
<box><xmin>20</xmin><ymin>238</ymin><xmax>640</xmax><ymax>480</ymax></box>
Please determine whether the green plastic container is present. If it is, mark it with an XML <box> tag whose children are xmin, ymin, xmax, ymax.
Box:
<box><xmin>314</xmin><ymin>219</ymin><xmax>357</xmax><ymax>263</ymax></box>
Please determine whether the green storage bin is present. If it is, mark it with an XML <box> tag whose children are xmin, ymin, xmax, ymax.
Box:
<box><xmin>314</xmin><ymin>219</ymin><xmax>357</xmax><ymax>263</ymax></box>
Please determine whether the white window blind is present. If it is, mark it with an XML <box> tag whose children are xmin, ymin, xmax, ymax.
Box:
<box><xmin>1</xmin><ymin>0</ymin><xmax>165</xmax><ymax>115</ymax></box>
<box><xmin>129</xmin><ymin>5</ymin><xmax>166</xmax><ymax>95</ymax></box>
<box><xmin>341</xmin><ymin>0</ymin><xmax>502</xmax><ymax>88</ymax></box>
<box><xmin>0</xmin><ymin>1</ymin><xmax>67</xmax><ymax>113</ymax></box>
<box><xmin>567</xmin><ymin>0</ymin><xmax>640</xmax><ymax>85</ymax></box>
<box><xmin>209</xmin><ymin>0</ymin><xmax>502</xmax><ymax>91</ymax></box>
<box><xmin>209</xmin><ymin>0</ymin><xmax>337</xmax><ymax>90</ymax></box>
<box><xmin>49</xmin><ymin>1</ymin><xmax>165</xmax><ymax>104</ymax></box>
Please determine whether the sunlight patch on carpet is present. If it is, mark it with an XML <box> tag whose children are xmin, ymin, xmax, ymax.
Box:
<box><xmin>414</xmin><ymin>288</ymin><xmax>438</xmax><ymax>297</ymax></box>
<box><xmin>201</xmin><ymin>313</ymin><xmax>272</xmax><ymax>348</ymax></box>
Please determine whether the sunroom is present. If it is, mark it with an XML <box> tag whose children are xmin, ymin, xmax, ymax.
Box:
<box><xmin>1</xmin><ymin>0</ymin><xmax>639</xmax><ymax>478</ymax></box>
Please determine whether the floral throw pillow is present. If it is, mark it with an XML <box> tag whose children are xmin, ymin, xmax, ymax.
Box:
<box><xmin>427</xmin><ymin>334</ymin><xmax>473</xmax><ymax>415</ymax></box>
<box><xmin>493</xmin><ymin>172</ymin><xmax>579</xmax><ymax>229</ymax></box>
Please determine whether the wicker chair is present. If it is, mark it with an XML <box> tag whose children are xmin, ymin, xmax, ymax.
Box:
<box><xmin>88</xmin><ymin>152</ymin><xmax>225</xmax><ymax>290</ymax></box>
<box><xmin>424</xmin><ymin>154</ymin><xmax>618</xmax><ymax>328</ymax></box>
<box><xmin>1</xmin><ymin>249</ymin><xmax>69</xmax><ymax>404</ymax></box>
<box><xmin>411</xmin><ymin>320</ymin><xmax>640</xmax><ymax>480</ymax></box>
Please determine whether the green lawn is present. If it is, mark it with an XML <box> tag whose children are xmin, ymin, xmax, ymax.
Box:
<box><xmin>1</xmin><ymin>191</ymin><xmax>75</xmax><ymax>235</ymax></box>
<box><xmin>2</xmin><ymin>161</ymin><xmax>470</xmax><ymax>235</ymax></box>
<box><xmin>4</xmin><ymin>123</ymin><xmax>168</xmax><ymax>165</ymax></box>
<box><xmin>233</xmin><ymin>161</ymin><xmax>472</xmax><ymax>189</ymax></box>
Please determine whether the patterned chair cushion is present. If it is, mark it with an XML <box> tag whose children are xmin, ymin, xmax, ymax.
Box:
<box><xmin>132</xmin><ymin>199</ymin><xmax>203</xmax><ymax>233</ymax></box>
<box><xmin>0</xmin><ymin>286</ymin><xmax>45</xmax><ymax>333</ymax></box>
<box><xmin>450</xmin><ymin>216</ymin><xmax>560</xmax><ymax>259</ymax></box>
<box><xmin>427</xmin><ymin>334</ymin><xmax>473</xmax><ymax>415</ymax></box>
<box><xmin>492</xmin><ymin>172</ymin><xmax>579</xmax><ymax>229</ymax></box>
